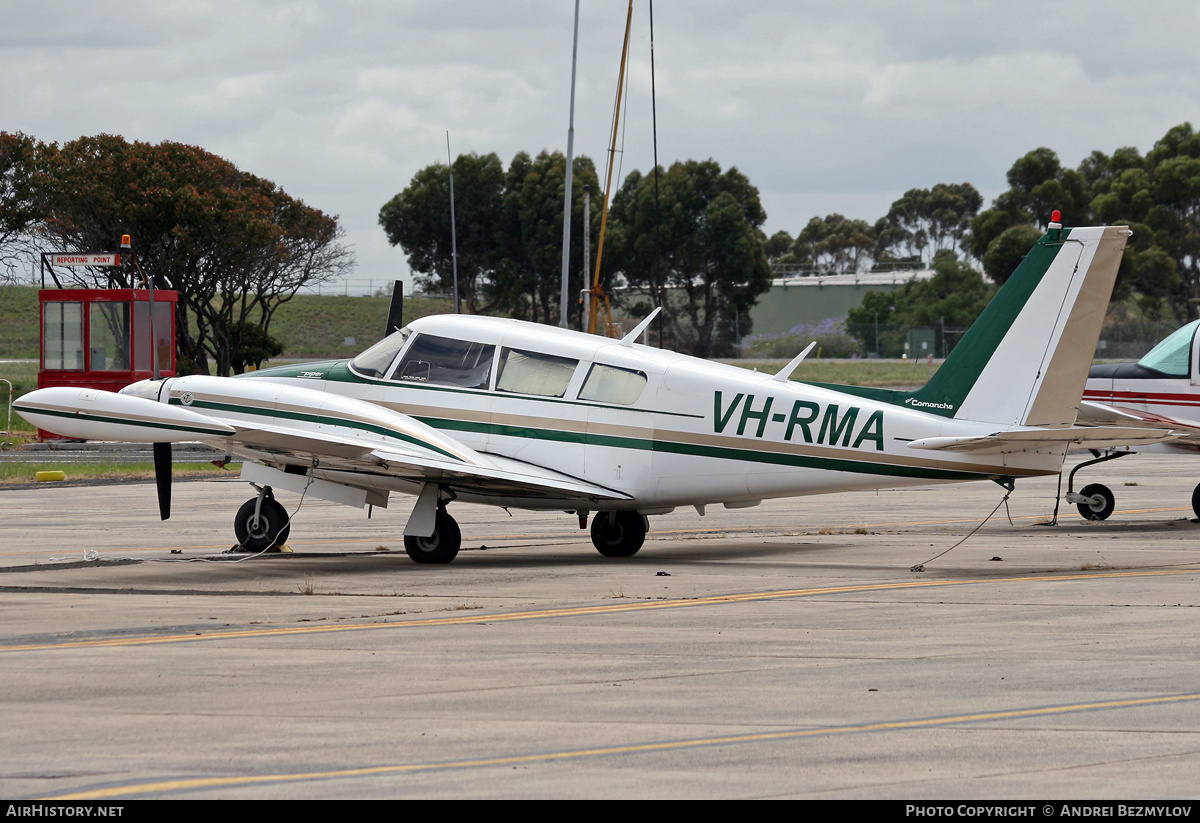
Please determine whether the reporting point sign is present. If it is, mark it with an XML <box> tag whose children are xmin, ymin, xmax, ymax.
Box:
<box><xmin>48</xmin><ymin>253</ymin><xmax>122</xmax><ymax>267</ymax></box>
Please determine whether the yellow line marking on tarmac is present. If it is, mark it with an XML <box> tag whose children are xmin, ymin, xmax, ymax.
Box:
<box><xmin>5</xmin><ymin>567</ymin><xmax>1198</xmax><ymax>652</ymax></box>
<box><xmin>47</xmin><ymin>692</ymin><xmax>1200</xmax><ymax>799</ymax></box>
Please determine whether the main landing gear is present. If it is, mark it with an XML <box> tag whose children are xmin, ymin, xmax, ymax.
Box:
<box><xmin>404</xmin><ymin>506</ymin><xmax>462</xmax><ymax>564</ymax></box>
<box><xmin>233</xmin><ymin>487</ymin><xmax>291</xmax><ymax>552</ymax></box>
<box><xmin>589</xmin><ymin>511</ymin><xmax>648</xmax><ymax>557</ymax></box>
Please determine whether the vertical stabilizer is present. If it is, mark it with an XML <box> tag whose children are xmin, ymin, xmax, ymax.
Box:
<box><xmin>904</xmin><ymin>226</ymin><xmax>1129</xmax><ymax>427</ymax></box>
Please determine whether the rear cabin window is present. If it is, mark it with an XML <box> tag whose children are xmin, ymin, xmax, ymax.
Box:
<box><xmin>1137</xmin><ymin>319</ymin><xmax>1199</xmax><ymax>378</ymax></box>
<box><xmin>496</xmin><ymin>348</ymin><xmax>578</xmax><ymax>397</ymax></box>
<box><xmin>391</xmin><ymin>334</ymin><xmax>495</xmax><ymax>389</ymax></box>
<box><xmin>348</xmin><ymin>330</ymin><xmax>409</xmax><ymax>378</ymax></box>
<box><xmin>579</xmin><ymin>363</ymin><xmax>647</xmax><ymax>405</ymax></box>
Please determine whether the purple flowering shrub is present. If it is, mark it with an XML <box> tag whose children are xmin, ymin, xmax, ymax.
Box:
<box><xmin>740</xmin><ymin>316</ymin><xmax>864</xmax><ymax>359</ymax></box>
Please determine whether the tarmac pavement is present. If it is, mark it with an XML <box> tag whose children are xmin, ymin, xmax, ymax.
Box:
<box><xmin>1</xmin><ymin>452</ymin><xmax>1198</xmax><ymax>799</ymax></box>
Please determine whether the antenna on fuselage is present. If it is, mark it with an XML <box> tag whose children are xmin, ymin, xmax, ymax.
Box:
<box><xmin>772</xmin><ymin>341</ymin><xmax>818</xmax><ymax>383</ymax></box>
<box><xmin>619</xmin><ymin>306</ymin><xmax>662</xmax><ymax>347</ymax></box>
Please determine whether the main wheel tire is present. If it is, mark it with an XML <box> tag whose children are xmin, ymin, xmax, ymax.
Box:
<box><xmin>590</xmin><ymin>511</ymin><xmax>647</xmax><ymax>557</ymax></box>
<box><xmin>1076</xmin><ymin>483</ymin><xmax>1115</xmax><ymax>521</ymax></box>
<box><xmin>1191</xmin><ymin>483</ymin><xmax>1200</xmax><ymax>520</ymax></box>
<box><xmin>404</xmin><ymin>509</ymin><xmax>461</xmax><ymax>564</ymax></box>
<box><xmin>234</xmin><ymin>496</ymin><xmax>291</xmax><ymax>552</ymax></box>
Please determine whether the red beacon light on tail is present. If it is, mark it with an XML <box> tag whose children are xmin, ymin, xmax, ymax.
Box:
<box><xmin>1048</xmin><ymin>209</ymin><xmax>1063</xmax><ymax>241</ymax></box>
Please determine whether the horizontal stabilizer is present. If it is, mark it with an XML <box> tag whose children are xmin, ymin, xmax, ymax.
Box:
<box><xmin>906</xmin><ymin>425</ymin><xmax>1174</xmax><ymax>454</ymax></box>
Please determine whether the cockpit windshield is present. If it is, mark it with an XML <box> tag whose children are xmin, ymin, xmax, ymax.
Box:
<box><xmin>1137</xmin><ymin>319</ymin><xmax>1199</xmax><ymax>377</ymax></box>
<box><xmin>348</xmin><ymin>329</ymin><xmax>410</xmax><ymax>378</ymax></box>
<box><xmin>391</xmin><ymin>334</ymin><xmax>494</xmax><ymax>389</ymax></box>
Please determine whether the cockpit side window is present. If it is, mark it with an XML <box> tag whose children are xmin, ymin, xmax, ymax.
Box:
<box><xmin>348</xmin><ymin>329</ymin><xmax>410</xmax><ymax>378</ymax></box>
<box><xmin>495</xmin><ymin>348</ymin><xmax>578</xmax><ymax>397</ymax></box>
<box><xmin>1137</xmin><ymin>319</ymin><xmax>1199</xmax><ymax>377</ymax></box>
<box><xmin>579</xmin><ymin>363</ymin><xmax>647</xmax><ymax>405</ymax></box>
<box><xmin>390</xmin><ymin>334</ymin><xmax>495</xmax><ymax>389</ymax></box>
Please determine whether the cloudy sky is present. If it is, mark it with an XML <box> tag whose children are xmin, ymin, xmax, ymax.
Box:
<box><xmin>4</xmin><ymin>1</ymin><xmax>1199</xmax><ymax>292</ymax></box>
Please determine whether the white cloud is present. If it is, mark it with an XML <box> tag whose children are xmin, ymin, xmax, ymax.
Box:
<box><xmin>3</xmin><ymin>0</ymin><xmax>1200</xmax><ymax>286</ymax></box>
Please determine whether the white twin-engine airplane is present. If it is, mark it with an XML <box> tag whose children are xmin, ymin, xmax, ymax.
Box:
<box><xmin>16</xmin><ymin>224</ymin><xmax>1161</xmax><ymax>564</ymax></box>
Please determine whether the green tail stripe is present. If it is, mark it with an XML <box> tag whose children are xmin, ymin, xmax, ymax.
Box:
<box><xmin>806</xmin><ymin>228</ymin><xmax>1067</xmax><ymax>417</ymax></box>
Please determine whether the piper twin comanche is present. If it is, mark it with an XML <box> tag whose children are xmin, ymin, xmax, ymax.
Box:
<box><xmin>16</xmin><ymin>223</ymin><xmax>1159</xmax><ymax>564</ymax></box>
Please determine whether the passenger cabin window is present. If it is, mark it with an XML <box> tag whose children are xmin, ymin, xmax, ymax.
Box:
<box><xmin>348</xmin><ymin>330</ymin><xmax>410</xmax><ymax>378</ymax></box>
<box><xmin>1137</xmin><ymin>319</ymin><xmax>1199</xmax><ymax>377</ymax></box>
<box><xmin>391</xmin><ymin>334</ymin><xmax>494</xmax><ymax>389</ymax></box>
<box><xmin>579</xmin><ymin>363</ymin><xmax>647</xmax><ymax>405</ymax></box>
<box><xmin>496</xmin><ymin>348</ymin><xmax>577</xmax><ymax>397</ymax></box>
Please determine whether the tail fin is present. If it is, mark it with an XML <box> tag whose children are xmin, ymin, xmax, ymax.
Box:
<box><xmin>904</xmin><ymin>225</ymin><xmax>1129</xmax><ymax>427</ymax></box>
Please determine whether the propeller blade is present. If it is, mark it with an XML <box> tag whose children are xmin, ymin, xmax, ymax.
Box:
<box><xmin>153</xmin><ymin>442</ymin><xmax>172</xmax><ymax>520</ymax></box>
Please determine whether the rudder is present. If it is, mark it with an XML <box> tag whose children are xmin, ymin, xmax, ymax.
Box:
<box><xmin>904</xmin><ymin>225</ymin><xmax>1129</xmax><ymax>427</ymax></box>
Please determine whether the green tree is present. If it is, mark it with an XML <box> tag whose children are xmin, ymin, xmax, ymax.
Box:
<box><xmin>968</xmin><ymin>148</ymin><xmax>1090</xmax><ymax>264</ymax></box>
<box><xmin>848</xmin><ymin>251</ymin><xmax>993</xmax><ymax>357</ymax></box>
<box><xmin>379</xmin><ymin>152</ymin><xmax>505</xmax><ymax>314</ymax></box>
<box><xmin>1143</xmin><ymin>124</ymin><xmax>1200</xmax><ymax>308</ymax></box>
<box><xmin>763</xmin><ymin>229</ymin><xmax>793</xmax><ymax>264</ymax></box>
<box><xmin>1083</xmin><ymin>126</ymin><xmax>1196</xmax><ymax>312</ymax></box>
<box><xmin>0</xmin><ymin>132</ymin><xmax>44</xmax><ymax>281</ymax></box>
<box><xmin>38</xmin><ymin>135</ymin><xmax>351</xmax><ymax>375</ymax></box>
<box><xmin>491</xmin><ymin>150</ymin><xmax>601</xmax><ymax>326</ymax></box>
<box><xmin>982</xmin><ymin>224</ymin><xmax>1043</xmax><ymax>285</ymax></box>
<box><xmin>874</xmin><ymin>183</ymin><xmax>982</xmax><ymax>265</ymax></box>
<box><xmin>785</xmin><ymin>214</ymin><xmax>874</xmax><ymax>273</ymax></box>
<box><xmin>228</xmin><ymin>320</ymin><xmax>285</xmax><ymax>374</ymax></box>
<box><xmin>607</xmin><ymin>159</ymin><xmax>772</xmax><ymax>358</ymax></box>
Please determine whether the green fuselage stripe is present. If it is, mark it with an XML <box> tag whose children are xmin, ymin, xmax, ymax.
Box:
<box><xmin>418</xmin><ymin>416</ymin><xmax>999</xmax><ymax>482</ymax></box>
<box><xmin>17</xmin><ymin>405</ymin><xmax>231</xmax><ymax>437</ymax></box>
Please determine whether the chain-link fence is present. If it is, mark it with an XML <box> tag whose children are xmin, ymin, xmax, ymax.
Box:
<box><xmin>740</xmin><ymin>319</ymin><xmax>970</xmax><ymax>360</ymax></box>
<box><xmin>739</xmin><ymin>316</ymin><xmax>1182</xmax><ymax>362</ymax></box>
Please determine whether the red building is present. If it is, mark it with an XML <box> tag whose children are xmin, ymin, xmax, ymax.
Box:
<box><xmin>38</xmin><ymin>288</ymin><xmax>178</xmax><ymax>436</ymax></box>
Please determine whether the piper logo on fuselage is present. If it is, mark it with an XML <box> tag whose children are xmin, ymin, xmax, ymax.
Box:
<box><xmin>713</xmin><ymin>391</ymin><xmax>884</xmax><ymax>450</ymax></box>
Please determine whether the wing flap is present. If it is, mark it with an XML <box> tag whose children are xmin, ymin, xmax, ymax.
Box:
<box><xmin>369</xmin><ymin>449</ymin><xmax>631</xmax><ymax>501</ymax></box>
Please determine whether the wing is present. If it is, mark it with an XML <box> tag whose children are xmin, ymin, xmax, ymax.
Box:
<box><xmin>1076</xmin><ymin>400</ymin><xmax>1200</xmax><ymax>445</ymax></box>
<box><xmin>15</xmin><ymin>376</ymin><xmax>631</xmax><ymax>508</ymax></box>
